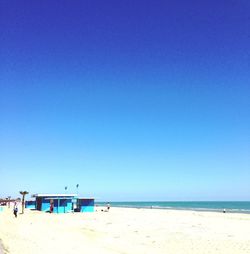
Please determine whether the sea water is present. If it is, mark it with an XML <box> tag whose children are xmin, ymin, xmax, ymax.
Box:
<box><xmin>96</xmin><ymin>201</ymin><xmax>250</xmax><ymax>213</ymax></box>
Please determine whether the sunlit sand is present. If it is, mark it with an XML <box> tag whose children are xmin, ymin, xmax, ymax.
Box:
<box><xmin>1</xmin><ymin>205</ymin><xmax>250</xmax><ymax>254</ymax></box>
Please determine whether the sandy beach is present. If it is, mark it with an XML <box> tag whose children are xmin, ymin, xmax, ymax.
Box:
<box><xmin>0</xmin><ymin>240</ymin><xmax>4</xmax><ymax>254</ymax></box>
<box><xmin>0</xmin><ymin>206</ymin><xmax>250</xmax><ymax>254</ymax></box>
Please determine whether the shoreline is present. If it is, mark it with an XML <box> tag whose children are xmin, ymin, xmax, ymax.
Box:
<box><xmin>96</xmin><ymin>204</ymin><xmax>250</xmax><ymax>214</ymax></box>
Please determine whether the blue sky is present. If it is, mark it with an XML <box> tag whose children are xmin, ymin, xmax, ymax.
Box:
<box><xmin>0</xmin><ymin>0</ymin><xmax>249</xmax><ymax>201</ymax></box>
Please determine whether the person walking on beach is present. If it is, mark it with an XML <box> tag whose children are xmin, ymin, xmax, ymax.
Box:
<box><xmin>13</xmin><ymin>202</ymin><xmax>18</xmax><ymax>218</ymax></box>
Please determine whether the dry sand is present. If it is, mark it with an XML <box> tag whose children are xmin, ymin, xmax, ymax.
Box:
<box><xmin>0</xmin><ymin>205</ymin><xmax>250</xmax><ymax>254</ymax></box>
<box><xmin>0</xmin><ymin>240</ymin><xmax>4</xmax><ymax>254</ymax></box>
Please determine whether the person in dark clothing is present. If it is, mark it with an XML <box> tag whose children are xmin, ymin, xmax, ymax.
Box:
<box><xmin>107</xmin><ymin>203</ymin><xmax>110</xmax><ymax>211</ymax></box>
<box><xmin>13</xmin><ymin>202</ymin><xmax>18</xmax><ymax>218</ymax></box>
<box><xmin>50</xmin><ymin>201</ymin><xmax>54</xmax><ymax>213</ymax></box>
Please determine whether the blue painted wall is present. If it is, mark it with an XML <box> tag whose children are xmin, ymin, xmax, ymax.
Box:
<box><xmin>78</xmin><ymin>199</ymin><xmax>94</xmax><ymax>212</ymax></box>
<box><xmin>25</xmin><ymin>201</ymin><xmax>36</xmax><ymax>209</ymax></box>
<box><xmin>41</xmin><ymin>198</ymin><xmax>50</xmax><ymax>212</ymax></box>
<box><xmin>36</xmin><ymin>196</ymin><xmax>75</xmax><ymax>213</ymax></box>
<box><xmin>52</xmin><ymin>199</ymin><xmax>73</xmax><ymax>213</ymax></box>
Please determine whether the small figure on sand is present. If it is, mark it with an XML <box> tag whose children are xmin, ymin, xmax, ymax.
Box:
<box><xmin>101</xmin><ymin>203</ymin><xmax>111</xmax><ymax>212</ymax></box>
<box><xmin>223</xmin><ymin>209</ymin><xmax>226</xmax><ymax>213</ymax></box>
<box><xmin>107</xmin><ymin>203</ymin><xmax>110</xmax><ymax>211</ymax></box>
<box><xmin>13</xmin><ymin>202</ymin><xmax>18</xmax><ymax>218</ymax></box>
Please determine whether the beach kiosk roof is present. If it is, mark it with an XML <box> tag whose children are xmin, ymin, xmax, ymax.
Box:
<box><xmin>34</xmin><ymin>194</ymin><xmax>77</xmax><ymax>197</ymax></box>
<box><xmin>77</xmin><ymin>197</ymin><xmax>94</xmax><ymax>199</ymax></box>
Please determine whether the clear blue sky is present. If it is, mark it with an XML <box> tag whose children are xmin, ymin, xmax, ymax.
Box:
<box><xmin>0</xmin><ymin>0</ymin><xmax>249</xmax><ymax>201</ymax></box>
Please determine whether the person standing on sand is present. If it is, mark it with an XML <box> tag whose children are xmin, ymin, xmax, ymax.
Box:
<box><xmin>107</xmin><ymin>203</ymin><xmax>110</xmax><ymax>211</ymax></box>
<box><xmin>50</xmin><ymin>200</ymin><xmax>54</xmax><ymax>213</ymax></box>
<box><xmin>13</xmin><ymin>202</ymin><xmax>18</xmax><ymax>218</ymax></box>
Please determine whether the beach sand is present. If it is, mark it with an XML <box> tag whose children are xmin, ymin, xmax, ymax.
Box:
<box><xmin>0</xmin><ymin>206</ymin><xmax>250</xmax><ymax>254</ymax></box>
<box><xmin>0</xmin><ymin>240</ymin><xmax>4</xmax><ymax>254</ymax></box>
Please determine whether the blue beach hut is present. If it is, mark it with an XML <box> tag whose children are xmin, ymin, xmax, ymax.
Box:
<box><xmin>34</xmin><ymin>194</ymin><xmax>77</xmax><ymax>213</ymax></box>
<box><xmin>77</xmin><ymin>197</ymin><xmax>95</xmax><ymax>212</ymax></box>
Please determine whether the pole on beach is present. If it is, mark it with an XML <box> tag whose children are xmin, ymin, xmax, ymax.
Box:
<box><xmin>8</xmin><ymin>196</ymin><xmax>11</xmax><ymax>208</ymax></box>
<box><xmin>19</xmin><ymin>191</ymin><xmax>29</xmax><ymax>214</ymax></box>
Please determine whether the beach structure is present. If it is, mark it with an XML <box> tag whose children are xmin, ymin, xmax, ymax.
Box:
<box><xmin>25</xmin><ymin>200</ymin><xmax>36</xmax><ymax>209</ymax></box>
<box><xmin>34</xmin><ymin>194</ymin><xmax>77</xmax><ymax>213</ymax></box>
<box><xmin>32</xmin><ymin>194</ymin><xmax>95</xmax><ymax>213</ymax></box>
<box><xmin>76</xmin><ymin>197</ymin><xmax>95</xmax><ymax>212</ymax></box>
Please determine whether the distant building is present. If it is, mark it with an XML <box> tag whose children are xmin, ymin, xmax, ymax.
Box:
<box><xmin>77</xmin><ymin>197</ymin><xmax>95</xmax><ymax>212</ymax></box>
<box><xmin>25</xmin><ymin>200</ymin><xmax>36</xmax><ymax>209</ymax></box>
<box><xmin>32</xmin><ymin>194</ymin><xmax>95</xmax><ymax>213</ymax></box>
<box><xmin>34</xmin><ymin>194</ymin><xmax>77</xmax><ymax>213</ymax></box>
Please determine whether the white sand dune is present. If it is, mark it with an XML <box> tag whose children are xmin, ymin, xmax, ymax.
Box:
<box><xmin>0</xmin><ymin>206</ymin><xmax>250</xmax><ymax>254</ymax></box>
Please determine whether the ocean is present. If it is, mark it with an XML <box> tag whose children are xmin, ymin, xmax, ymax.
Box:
<box><xmin>96</xmin><ymin>201</ymin><xmax>250</xmax><ymax>214</ymax></box>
